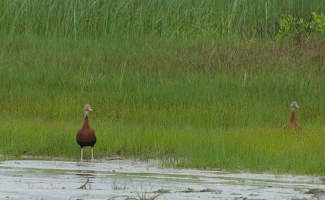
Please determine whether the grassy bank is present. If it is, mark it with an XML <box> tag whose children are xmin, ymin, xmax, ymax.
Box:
<box><xmin>0</xmin><ymin>0</ymin><xmax>325</xmax><ymax>175</ymax></box>
<box><xmin>1</xmin><ymin>35</ymin><xmax>325</xmax><ymax>175</ymax></box>
<box><xmin>2</xmin><ymin>117</ymin><xmax>325</xmax><ymax>175</ymax></box>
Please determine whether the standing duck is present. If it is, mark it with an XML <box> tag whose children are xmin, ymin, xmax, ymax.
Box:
<box><xmin>76</xmin><ymin>104</ymin><xmax>96</xmax><ymax>161</ymax></box>
<box><xmin>283</xmin><ymin>101</ymin><xmax>301</xmax><ymax>129</ymax></box>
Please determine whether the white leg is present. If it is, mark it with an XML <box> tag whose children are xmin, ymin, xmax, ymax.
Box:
<box><xmin>91</xmin><ymin>147</ymin><xmax>94</xmax><ymax>162</ymax></box>
<box><xmin>80</xmin><ymin>148</ymin><xmax>84</xmax><ymax>162</ymax></box>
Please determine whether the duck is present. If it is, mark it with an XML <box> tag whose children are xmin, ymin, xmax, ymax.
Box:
<box><xmin>283</xmin><ymin>101</ymin><xmax>301</xmax><ymax>130</ymax></box>
<box><xmin>76</xmin><ymin>104</ymin><xmax>96</xmax><ymax>161</ymax></box>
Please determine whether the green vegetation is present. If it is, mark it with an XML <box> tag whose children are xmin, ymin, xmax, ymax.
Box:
<box><xmin>277</xmin><ymin>12</ymin><xmax>325</xmax><ymax>41</ymax></box>
<box><xmin>1</xmin><ymin>0</ymin><xmax>325</xmax><ymax>175</ymax></box>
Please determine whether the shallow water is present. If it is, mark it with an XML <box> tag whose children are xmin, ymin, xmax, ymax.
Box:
<box><xmin>1</xmin><ymin>158</ymin><xmax>325</xmax><ymax>199</ymax></box>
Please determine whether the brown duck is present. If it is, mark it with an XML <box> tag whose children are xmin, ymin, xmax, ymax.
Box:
<box><xmin>283</xmin><ymin>101</ymin><xmax>301</xmax><ymax>130</ymax></box>
<box><xmin>76</xmin><ymin>104</ymin><xmax>96</xmax><ymax>161</ymax></box>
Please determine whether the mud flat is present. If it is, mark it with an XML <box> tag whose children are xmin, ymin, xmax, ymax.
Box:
<box><xmin>1</xmin><ymin>158</ymin><xmax>325</xmax><ymax>199</ymax></box>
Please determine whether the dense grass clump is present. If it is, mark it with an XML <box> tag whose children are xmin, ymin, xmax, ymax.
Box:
<box><xmin>0</xmin><ymin>0</ymin><xmax>325</xmax><ymax>175</ymax></box>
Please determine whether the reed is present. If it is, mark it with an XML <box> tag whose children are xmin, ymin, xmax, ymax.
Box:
<box><xmin>1</xmin><ymin>0</ymin><xmax>325</xmax><ymax>40</ymax></box>
<box><xmin>0</xmin><ymin>1</ymin><xmax>325</xmax><ymax>175</ymax></box>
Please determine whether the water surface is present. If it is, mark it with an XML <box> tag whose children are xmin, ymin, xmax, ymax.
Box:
<box><xmin>1</xmin><ymin>158</ymin><xmax>324</xmax><ymax>199</ymax></box>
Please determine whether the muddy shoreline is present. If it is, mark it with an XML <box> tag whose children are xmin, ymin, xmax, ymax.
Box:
<box><xmin>1</xmin><ymin>158</ymin><xmax>325</xmax><ymax>199</ymax></box>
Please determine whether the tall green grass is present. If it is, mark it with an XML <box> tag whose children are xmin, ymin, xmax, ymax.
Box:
<box><xmin>1</xmin><ymin>35</ymin><xmax>324</xmax><ymax>127</ymax></box>
<box><xmin>0</xmin><ymin>1</ymin><xmax>325</xmax><ymax>175</ymax></box>
<box><xmin>1</xmin><ymin>0</ymin><xmax>325</xmax><ymax>40</ymax></box>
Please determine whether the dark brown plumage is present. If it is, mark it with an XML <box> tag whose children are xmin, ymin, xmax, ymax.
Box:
<box><xmin>283</xmin><ymin>101</ymin><xmax>301</xmax><ymax>130</ymax></box>
<box><xmin>76</xmin><ymin>104</ymin><xmax>96</xmax><ymax>161</ymax></box>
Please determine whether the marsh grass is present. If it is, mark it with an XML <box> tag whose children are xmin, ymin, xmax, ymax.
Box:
<box><xmin>1</xmin><ymin>0</ymin><xmax>325</xmax><ymax>40</ymax></box>
<box><xmin>1</xmin><ymin>1</ymin><xmax>325</xmax><ymax>175</ymax></box>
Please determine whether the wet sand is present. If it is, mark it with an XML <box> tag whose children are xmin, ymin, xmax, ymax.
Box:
<box><xmin>1</xmin><ymin>158</ymin><xmax>325</xmax><ymax>199</ymax></box>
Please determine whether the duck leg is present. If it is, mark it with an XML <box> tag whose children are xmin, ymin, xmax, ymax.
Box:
<box><xmin>91</xmin><ymin>147</ymin><xmax>94</xmax><ymax>162</ymax></box>
<box><xmin>80</xmin><ymin>147</ymin><xmax>84</xmax><ymax>162</ymax></box>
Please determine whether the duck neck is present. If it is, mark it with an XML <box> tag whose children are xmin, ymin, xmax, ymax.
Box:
<box><xmin>289</xmin><ymin>111</ymin><xmax>297</xmax><ymax>123</ymax></box>
<box><xmin>83</xmin><ymin>112</ymin><xmax>90</xmax><ymax>128</ymax></box>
